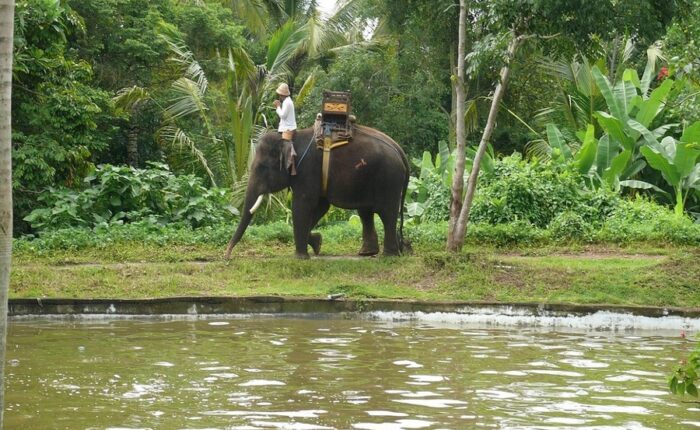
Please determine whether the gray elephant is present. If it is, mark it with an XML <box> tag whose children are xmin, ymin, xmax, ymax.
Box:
<box><xmin>225</xmin><ymin>125</ymin><xmax>410</xmax><ymax>259</ymax></box>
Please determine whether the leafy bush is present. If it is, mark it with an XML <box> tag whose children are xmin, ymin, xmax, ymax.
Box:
<box><xmin>246</xmin><ymin>221</ymin><xmax>294</xmax><ymax>244</ymax></box>
<box><xmin>548</xmin><ymin>211</ymin><xmax>596</xmax><ymax>243</ymax></box>
<box><xmin>670</xmin><ymin>338</ymin><xmax>700</xmax><ymax>398</ymax></box>
<box><xmin>405</xmin><ymin>222</ymin><xmax>448</xmax><ymax>247</ymax></box>
<box><xmin>467</xmin><ymin>221</ymin><xmax>550</xmax><ymax>247</ymax></box>
<box><xmin>24</xmin><ymin>163</ymin><xmax>238</xmax><ymax>231</ymax></box>
<box><xmin>405</xmin><ymin>141</ymin><xmax>495</xmax><ymax>224</ymax></box>
<box><xmin>471</xmin><ymin>154</ymin><xmax>618</xmax><ymax>227</ymax></box>
<box><xmin>406</xmin><ymin>142</ymin><xmax>454</xmax><ymax>223</ymax></box>
<box><xmin>599</xmin><ymin>197</ymin><xmax>700</xmax><ymax>245</ymax></box>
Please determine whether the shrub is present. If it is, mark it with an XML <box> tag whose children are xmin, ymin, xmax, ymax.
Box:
<box><xmin>24</xmin><ymin>163</ymin><xmax>238</xmax><ymax>231</ymax></box>
<box><xmin>470</xmin><ymin>154</ymin><xmax>618</xmax><ymax>227</ymax></box>
<box><xmin>405</xmin><ymin>142</ymin><xmax>454</xmax><ymax>223</ymax></box>
<box><xmin>467</xmin><ymin>221</ymin><xmax>550</xmax><ymax>247</ymax></box>
<box><xmin>404</xmin><ymin>222</ymin><xmax>448</xmax><ymax>247</ymax></box>
<box><xmin>599</xmin><ymin>197</ymin><xmax>700</xmax><ymax>245</ymax></box>
<box><xmin>548</xmin><ymin>211</ymin><xmax>596</xmax><ymax>243</ymax></box>
<box><xmin>247</xmin><ymin>221</ymin><xmax>294</xmax><ymax>244</ymax></box>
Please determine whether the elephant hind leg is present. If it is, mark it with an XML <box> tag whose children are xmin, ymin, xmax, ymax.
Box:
<box><xmin>358</xmin><ymin>208</ymin><xmax>379</xmax><ymax>256</ymax></box>
<box><xmin>378</xmin><ymin>207</ymin><xmax>400</xmax><ymax>257</ymax></box>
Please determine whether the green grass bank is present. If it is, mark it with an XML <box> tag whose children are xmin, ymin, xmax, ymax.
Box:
<box><xmin>10</xmin><ymin>222</ymin><xmax>700</xmax><ymax>308</ymax></box>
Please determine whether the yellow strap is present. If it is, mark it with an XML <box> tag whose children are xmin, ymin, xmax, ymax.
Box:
<box><xmin>319</xmin><ymin>138</ymin><xmax>349</xmax><ymax>195</ymax></box>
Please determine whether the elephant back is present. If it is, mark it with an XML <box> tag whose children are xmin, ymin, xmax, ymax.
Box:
<box><xmin>354</xmin><ymin>125</ymin><xmax>409</xmax><ymax>175</ymax></box>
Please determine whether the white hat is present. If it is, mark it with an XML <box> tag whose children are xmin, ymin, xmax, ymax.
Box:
<box><xmin>276</xmin><ymin>83</ymin><xmax>291</xmax><ymax>96</ymax></box>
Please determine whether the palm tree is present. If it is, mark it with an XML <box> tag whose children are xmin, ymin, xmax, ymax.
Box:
<box><xmin>0</xmin><ymin>1</ymin><xmax>16</xmax><ymax>426</ymax></box>
<box><xmin>161</xmin><ymin>1</ymin><xmax>363</xmax><ymax>182</ymax></box>
<box><xmin>115</xmin><ymin>1</ymin><xmax>364</xmax><ymax>190</ymax></box>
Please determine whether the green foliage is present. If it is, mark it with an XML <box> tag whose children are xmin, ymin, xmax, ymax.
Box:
<box><xmin>24</xmin><ymin>163</ymin><xmax>237</xmax><ymax>231</ymax></box>
<box><xmin>639</xmin><ymin>122</ymin><xmax>700</xmax><ymax>215</ymax></box>
<box><xmin>548</xmin><ymin>211</ymin><xmax>595</xmax><ymax>243</ymax></box>
<box><xmin>539</xmin><ymin>61</ymin><xmax>677</xmax><ymax>190</ymax></box>
<box><xmin>406</xmin><ymin>141</ymin><xmax>454</xmax><ymax>223</ymax></box>
<box><xmin>663</xmin><ymin>0</ymin><xmax>700</xmax><ymax>124</ymax></box>
<box><xmin>470</xmin><ymin>154</ymin><xmax>618</xmax><ymax>228</ymax></box>
<box><xmin>16</xmin><ymin>195</ymin><xmax>700</xmax><ymax>254</ymax></box>
<box><xmin>406</xmin><ymin>141</ymin><xmax>495</xmax><ymax>224</ymax></box>
<box><xmin>599</xmin><ymin>197</ymin><xmax>700</xmax><ymax>245</ymax></box>
<box><xmin>670</xmin><ymin>339</ymin><xmax>700</xmax><ymax>398</ymax></box>
<box><xmin>467</xmin><ymin>221</ymin><xmax>550</xmax><ymax>247</ymax></box>
<box><xmin>299</xmin><ymin>46</ymin><xmax>450</xmax><ymax>157</ymax></box>
<box><xmin>12</xmin><ymin>0</ymin><xmax>120</xmax><ymax>232</ymax></box>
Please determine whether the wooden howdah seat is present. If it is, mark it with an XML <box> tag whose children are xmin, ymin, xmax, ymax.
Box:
<box><xmin>315</xmin><ymin>90</ymin><xmax>355</xmax><ymax>195</ymax></box>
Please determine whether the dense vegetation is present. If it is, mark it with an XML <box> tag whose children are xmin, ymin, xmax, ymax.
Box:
<box><xmin>10</xmin><ymin>0</ymin><xmax>700</xmax><ymax>246</ymax></box>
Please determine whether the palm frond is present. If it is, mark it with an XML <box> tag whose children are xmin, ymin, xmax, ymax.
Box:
<box><xmin>538</xmin><ymin>57</ymin><xmax>574</xmax><ymax>81</ymax></box>
<box><xmin>166</xmin><ymin>39</ymin><xmax>209</xmax><ymax>94</ymax></box>
<box><xmin>113</xmin><ymin>86</ymin><xmax>150</xmax><ymax>112</ymax></box>
<box><xmin>641</xmin><ymin>41</ymin><xmax>666</xmax><ymax>96</ymax></box>
<box><xmin>230</xmin><ymin>171</ymin><xmax>250</xmax><ymax>207</ymax></box>
<box><xmin>525</xmin><ymin>139</ymin><xmax>552</xmax><ymax>161</ymax></box>
<box><xmin>157</xmin><ymin>125</ymin><xmax>217</xmax><ymax>186</ymax></box>
<box><xmin>501</xmin><ymin>103</ymin><xmax>539</xmax><ymax>136</ymax></box>
<box><xmin>230</xmin><ymin>0</ymin><xmax>273</xmax><ymax>38</ymax></box>
<box><xmin>301</xmin><ymin>13</ymin><xmax>331</xmax><ymax>58</ymax></box>
<box><xmin>266</xmin><ymin>20</ymin><xmax>306</xmax><ymax>73</ymax></box>
<box><xmin>326</xmin><ymin>0</ymin><xmax>364</xmax><ymax>35</ymax></box>
<box><xmin>165</xmin><ymin>77</ymin><xmax>208</xmax><ymax>121</ymax></box>
<box><xmin>295</xmin><ymin>68</ymin><xmax>317</xmax><ymax>107</ymax></box>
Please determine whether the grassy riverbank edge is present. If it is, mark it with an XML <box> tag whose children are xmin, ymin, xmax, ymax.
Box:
<box><xmin>9</xmin><ymin>239</ymin><xmax>700</xmax><ymax>309</ymax></box>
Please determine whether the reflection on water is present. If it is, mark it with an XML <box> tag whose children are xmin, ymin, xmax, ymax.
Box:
<box><xmin>4</xmin><ymin>317</ymin><xmax>699</xmax><ymax>429</ymax></box>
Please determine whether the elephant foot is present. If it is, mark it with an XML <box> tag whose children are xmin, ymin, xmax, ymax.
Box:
<box><xmin>382</xmin><ymin>250</ymin><xmax>400</xmax><ymax>257</ymax></box>
<box><xmin>309</xmin><ymin>233</ymin><xmax>322</xmax><ymax>256</ymax></box>
<box><xmin>358</xmin><ymin>247</ymin><xmax>379</xmax><ymax>256</ymax></box>
<box><xmin>295</xmin><ymin>251</ymin><xmax>310</xmax><ymax>260</ymax></box>
<box><xmin>359</xmin><ymin>235</ymin><xmax>379</xmax><ymax>256</ymax></box>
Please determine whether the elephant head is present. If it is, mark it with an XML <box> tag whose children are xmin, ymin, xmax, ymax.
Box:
<box><xmin>225</xmin><ymin>133</ymin><xmax>293</xmax><ymax>258</ymax></box>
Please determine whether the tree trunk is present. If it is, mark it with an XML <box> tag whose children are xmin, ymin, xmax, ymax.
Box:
<box><xmin>446</xmin><ymin>0</ymin><xmax>468</xmax><ymax>251</ymax></box>
<box><xmin>449</xmin><ymin>34</ymin><xmax>524</xmax><ymax>252</ymax></box>
<box><xmin>0</xmin><ymin>0</ymin><xmax>15</xmax><ymax>427</ymax></box>
<box><xmin>449</xmin><ymin>41</ymin><xmax>457</xmax><ymax>149</ymax></box>
<box><xmin>126</xmin><ymin>123</ymin><xmax>139</xmax><ymax>167</ymax></box>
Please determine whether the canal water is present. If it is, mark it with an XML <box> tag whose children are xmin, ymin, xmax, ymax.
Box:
<box><xmin>4</xmin><ymin>316</ymin><xmax>699</xmax><ymax>429</ymax></box>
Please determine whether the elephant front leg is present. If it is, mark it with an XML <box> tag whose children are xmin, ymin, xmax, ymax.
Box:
<box><xmin>358</xmin><ymin>208</ymin><xmax>379</xmax><ymax>256</ymax></box>
<box><xmin>306</xmin><ymin>200</ymin><xmax>329</xmax><ymax>256</ymax></box>
<box><xmin>292</xmin><ymin>198</ymin><xmax>322</xmax><ymax>259</ymax></box>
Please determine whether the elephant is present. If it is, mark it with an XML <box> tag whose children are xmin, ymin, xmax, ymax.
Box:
<box><xmin>225</xmin><ymin>125</ymin><xmax>410</xmax><ymax>259</ymax></box>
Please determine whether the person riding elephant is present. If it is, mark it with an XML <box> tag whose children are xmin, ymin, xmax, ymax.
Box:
<box><xmin>273</xmin><ymin>83</ymin><xmax>297</xmax><ymax>175</ymax></box>
<box><xmin>225</xmin><ymin>125</ymin><xmax>409</xmax><ymax>259</ymax></box>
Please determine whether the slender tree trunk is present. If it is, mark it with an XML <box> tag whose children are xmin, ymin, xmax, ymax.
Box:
<box><xmin>449</xmin><ymin>41</ymin><xmax>457</xmax><ymax>149</ymax></box>
<box><xmin>449</xmin><ymin>34</ymin><xmax>524</xmax><ymax>252</ymax></box>
<box><xmin>0</xmin><ymin>0</ymin><xmax>15</xmax><ymax>427</ymax></box>
<box><xmin>446</xmin><ymin>0</ymin><xmax>468</xmax><ymax>251</ymax></box>
<box><xmin>126</xmin><ymin>123</ymin><xmax>139</xmax><ymax>167</ymax></box>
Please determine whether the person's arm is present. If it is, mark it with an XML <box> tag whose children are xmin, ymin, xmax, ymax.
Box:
<box><xmin>276</xmin><ymin>98</ymin><xmax>290</xmax><ymax>119</ymax></box>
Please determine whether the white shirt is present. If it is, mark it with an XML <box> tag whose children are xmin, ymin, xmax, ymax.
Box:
<box><xmin>276</xmin><ymin>97</ymin><xmax>297</xmax><ymax>132</ymax></box>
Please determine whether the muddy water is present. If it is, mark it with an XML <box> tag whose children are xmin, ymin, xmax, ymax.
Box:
<box><xmin>4</xmin><ymin>317</ymin><xmax>699</xmax><ymax>429</ymax></box>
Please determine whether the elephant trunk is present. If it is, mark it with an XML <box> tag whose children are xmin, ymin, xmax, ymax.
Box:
<box><xmin>225</xmin><ymin>190</ymin><xmax>265</xmax><ymax>259</ymax></box>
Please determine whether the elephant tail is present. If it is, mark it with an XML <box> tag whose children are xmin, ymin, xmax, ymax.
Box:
<box><xmin>398</xmin><ymin>148</ymin><xmax>410</xmax><ymax>255</ymax></box>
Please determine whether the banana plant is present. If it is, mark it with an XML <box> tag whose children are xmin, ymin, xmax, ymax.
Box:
<box><xmin>590</xmin><ymin>65</ymin><xmax>675</xmax><ymax>187</ymax></box>
<box><xmin>541</xmin><ymin>62</ymin><xmax>677</xmax><ymax>189</ymax></box>
<box><xmin>406</xmin><ymin>140</ymin><xmax>494</xmax><ymax>221</ymax></box>
<box><xmin>639</xmin><ymin>121</ymin><xmax>700</xmax><ymax>216</ymax></box>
